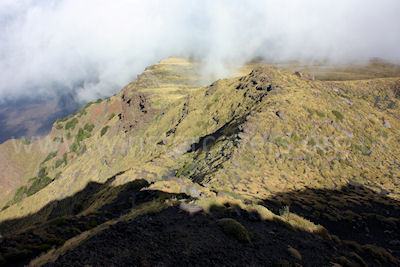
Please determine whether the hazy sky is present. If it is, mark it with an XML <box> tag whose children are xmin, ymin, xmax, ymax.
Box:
<box><xmin>0</xmin><ymin>0</ymin><xmax>399</xmax><ymax>101</ymax></box>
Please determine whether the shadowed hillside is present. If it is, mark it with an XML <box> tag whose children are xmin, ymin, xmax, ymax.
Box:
<box><xmin>0</xmin><ymin>179</ymin><xmax>399</xmax><ymax>266</ymax></box>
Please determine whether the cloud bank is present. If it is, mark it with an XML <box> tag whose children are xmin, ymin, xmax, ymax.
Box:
<box><xmin>0</xmin><ymin>0</ymin><xmax>399</xmax><ymax>101</ymax></box>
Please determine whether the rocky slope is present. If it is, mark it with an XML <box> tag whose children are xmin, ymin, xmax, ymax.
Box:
<box><xmin>0</xmin><ymin>57</ymin><xmax>399</xmax><ymax>266</ymax></box>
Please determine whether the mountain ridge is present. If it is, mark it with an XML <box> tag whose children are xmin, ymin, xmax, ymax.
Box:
<box><xmin>0</xmin><ymin>57</ymin><xmax>399</xmax><ymax>266</ymax></box>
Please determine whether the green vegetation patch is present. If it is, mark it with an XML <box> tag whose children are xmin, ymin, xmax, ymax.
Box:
<box><xmin>76</xmin><ymin>128</ymin><xmax>91</xmax><ymax>143</ymax></box>
<box><xmin>21</xmin><ymin>138</ymin><xmax>31</xmax><ymax>145</ymax></box>
<box><xmin>100</xmin><ymin>126</ymin><xmax>110</xmax><ymax>137</ymax></box>
<box><xmin>176</xmin><ymin>162</ymin><xmax>196</xmax><ymax>178</ymax></box>
<box><xmin>26</xmin><ymin>176</ymin><xmax>52</xmax><ymax>197</ymax></box>
<box><xmin>84</xmin><ymin>123</ymin><xmax>95</xmax><ymax>132</ymax></box>
<box><xmin>42</xmin><ymin>151</ymin><xmax>57</xmax><ymax>164</ymax></box>
<box><xmin>65</xmin><ymin>118</ymin><xmax>79</xmax><ymax>130</ymax></box>
<box><xmin>13</xmin><ymin>185</ymin><xmax>27</xmax><ymax>203</ymax></box>
<box><xmin>332</xmin><ymin>110</ymin><xmax>344</xmax><ymax>122</ymax></box>
<box><xmin>351</xmin><ymin>144</ymin><xmax>371</xmax><ymax>156</ymax></box>
<box><xmin>55</xmin><ymin>153</ymin><xmax>68</xmax><ymax>168</ymax></box>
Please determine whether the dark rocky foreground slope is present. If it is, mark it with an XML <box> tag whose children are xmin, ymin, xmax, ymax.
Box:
<box><xmin>0</xmin><ymin>179</ymin><xmax>399</xmax><ymax>266</ymax></box>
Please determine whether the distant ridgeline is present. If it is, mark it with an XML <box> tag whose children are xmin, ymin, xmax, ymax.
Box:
<box><xmin>0</xmin><ymin>93</ymin><xmax>80</xmax><ymax>144</ymax></box>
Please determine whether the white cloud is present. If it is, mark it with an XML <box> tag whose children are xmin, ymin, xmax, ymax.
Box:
<box><xmin>0</xmin><ymin>0</ymin><xmax>399</xmax><ymax>101</ymax></box>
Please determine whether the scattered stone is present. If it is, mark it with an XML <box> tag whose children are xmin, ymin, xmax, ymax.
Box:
<box><xmin>275</xmin><ymin>111</ymin><xmax>285</xmax><ymax>120</ymax></box>
<box><xmin>382</xmin><ymin>117</ymin><xmax>391</xmax><ymax>128</ymax></box>
<box><xmin>342</xmin><ymin>99</ymin><xmax>354</xmax><ymax>106</ymax></box>
<box><xmin>157</xmin><ymin>139</ymin><xmax>167</xmax><ymax>145</ymax></box>
<box><xmin>294</xmin><ymin>71</ymin><xmax>303</xmax><ymax>78</ymax></box>
<box><xmin>101</xmin><ymin>156</ymin><xmax>110</xmax><ymax>166</ymax></box>
<box><xmin>342</xmin><ymin>130</ymin><xmax>354</xmax><ymax>139</ymax></box>
<box><xmin>179</xmin><ymin>203</ymin><xmax>203</xmax><ymax>215</ymax></box>
<box><xmin>251</xmin><ymin>79</ymin><xmax>258</xmax><ymax>85</ymax></box>
<box><xmin>188</xmin><ymin>186</ymin><xmax>200</xmax><ymax>198</ymax></box>
<box><xmin>213</xmin><ymin>116</ymin><xmax>220</xmax><ymax>124</ymax></box>
<box><xmin>256</xmin><ymin>84</ymin><xmax>274</xmax><ymax>91</ymax></box>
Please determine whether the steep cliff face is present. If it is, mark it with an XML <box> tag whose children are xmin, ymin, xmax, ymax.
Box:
<box><xmin>0</xmin><ymin>58</ymin><xmax>400</xmax><ymax>266</ymax></box>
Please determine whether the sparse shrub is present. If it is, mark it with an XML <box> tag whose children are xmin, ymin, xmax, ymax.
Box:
<box><xmin>42</xmin><ymin>151</ymin><xmax>57</xmax><ymax>164</ymax></box>
<box><xmin>55</xmin><ymin>159</ymin><xmax>64</xmax><ymax>168</ymax></box>
<box><xmin>53</xmin><ymin>137</ymin><xmax>63</xmax><ymax>143</ymax></box>
<box><xmin>70</xmin><ymin>140</ymin><xmax>79</xmax><ymax>153</ymax></box>
<box><xmin>1</xmin><ymin>202</ymin><xmax>10</xmax><ymax>211</ymax></box>
<box><xmin>55</xmin><ymin>123</ymin><xmax>63</xmax><ymax>130</ymax></box>
<box><xmin>274</xmin><ymin>137</ymin><xmax>289</xmax><ymax>148</ymax></box>
<box><xmin>332</xmin><ymin>110</ymin><xmax>344</xmax><ymax>122</ymax></box>
<box><xmin>272</xmin><ymin>217</ymin><xmax>297</xmax><ymax>231</ymax></box>
<box><xmin>279</xmin><ymin>205</ymin><xmax>290</xmax><ymax>218</ymax></box>
<box><xmin>54</xmin><ymin>172</ymin><xmax>62</xmax><ymax>180</ymax></box>
<box><xmin>76</xmin><ymin>127</ymin><xmax>91</xmax><ymax>142</ymax></box>
<box><xmin>65</xmin><ymin>118</ymin><xmax>79</xmax><ymax>130</ymax></box>
<box><xmin>26</xmin><ymin>176</ymin><xmax>52</xmax><ymax>196</ymax></box>
<box><xmin>109</xmin><ymin>113</ymin><xmax>116</xmax><ymax>120</ymax></box>
<box><xmin>96</xmin><ymin>98</ymin><xmax>102</xmax><ymax>103</ymax></box>
<box><xmin>21</xmin><ymin>138</ymin><xmax>31</xmax><ymax>145</ymax></box>
<box><xmin>209</xmin><ymin>204</ymin><xmax>228</xmax><ymax>212</ymax></box>
<box><xmin>58</xmin><ymin>114</ymin><xmax>73</xmax><ymax>123</ymax></box>
<box><xmin>76</xmin><ymin>109</ymin><xmax>86</xmax><ymax>117</ymax></box>
<box><xmin>56</xmin><ymin>153</ymin><xmax>68</xmax><ymax>168</ymax></box>
<box><xmin>83</xmin><ymin>101</ymin><xmax>94</xmax><ymax>109</ymax></box>
<box><xmin>217</xmin><ymin>218</ymin><xmax>251</xmax><ymax>243</ymax></box>
<box><xmin>84</xmin><ymin>123</ymin><xmax>95</xmax><ymax>132</ymax></box>
<box><xmin>77</xmin><ymin>144</ymin><xmax>87</xmax><ymax>155</ymax></box>
<box><xmin>316</xmin><ymin>147</ymin><xmax>324</xmax><ymax>156</ymax></box>
<box><xmin>63</xmin><ymin>152</ymin><xmax>68</xmax><ymax>165</ymax></box>
<box><xmin>38</xmin><ymin>167</ymin><xmax>47</xmax><ymax>178</ymax></box>
<box><xmin>308</xmin><ymin>138</ymin><xmax>316</xmax><ymax>146</ymax></box>
<box><xmin>351</xmin><ymin>144</ymin><xmax>371</xmax><ymax>156</ymax></box>
<box><xmin>66</xmin><ymin>132</ymin><xmax>72</xmax><ymax>140</ymax></box>
<box><xmin>13</xmin><ymin>185</ymin><xmax>27</xmax><ymax>203</ymax></box>
<box><xmin>305</xmin><ymin>107</ymin><xmax>314</xmax><ymax>118</ymax></box>
<box><xmin>380</xmin><ymin>129</ymin><xmax>388</xmax><ymax>139</ymax></box>
<box><xmin>315</xmin><ymin>110</ymin><xmax>325</xmax><ymax>118</ymax></box>
<box><xmin>100</xmin><ymin>126</ymin><xmax>109</xmax><ymax>137</ymax></box>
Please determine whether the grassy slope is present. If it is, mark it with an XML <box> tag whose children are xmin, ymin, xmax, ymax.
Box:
<box><xmin>1</xmin><ymin>57</ymin><xmax>399</xmax><ymax>220</ymax></box>
<box><xmin>0</xmin><ymin>139</ymin><xmax>46</xmax><ymax>207</ymax></box>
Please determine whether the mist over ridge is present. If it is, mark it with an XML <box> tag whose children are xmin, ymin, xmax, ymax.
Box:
<box><xmin>0</xmin><ymin>0</ymin><xmax>399</xmax><ymax>102</ymax></box>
